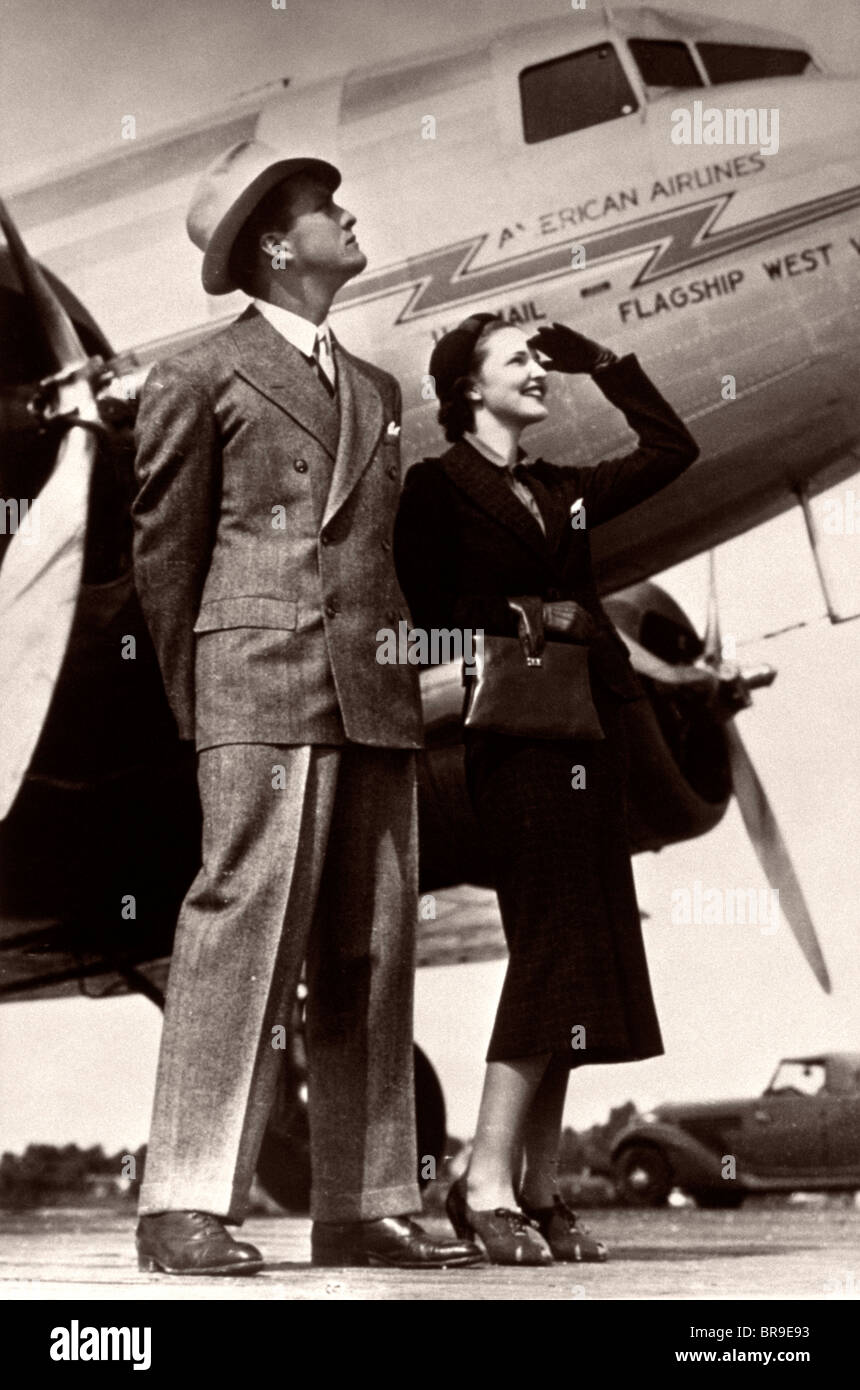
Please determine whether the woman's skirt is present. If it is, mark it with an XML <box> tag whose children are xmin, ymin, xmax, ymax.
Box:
<box><xmin>464</xmin><ymin>679</ymin><xmax>664</xmax><ymax>1067</ymax></box>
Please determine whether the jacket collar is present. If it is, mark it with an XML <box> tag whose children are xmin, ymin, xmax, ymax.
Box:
<box><xmin>228</xmin><ymin>307</ymin><xmax>386</xmax><ymax>526</ymax></box>
<box><xmin>252</xmin><ymin>298</ymin><xmax>331</xmax><ymax>359</ymax></box>
<box><xmin>229</xmin><ymin>305</ymin><xmax>340</xmax><ymax>461</ymax></box>
<box><xmin>437</xmin><ymin>438</ymin><xmax>559</xmax><ymax>563</ymax></box>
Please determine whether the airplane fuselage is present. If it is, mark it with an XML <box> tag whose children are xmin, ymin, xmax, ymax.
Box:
<box><xmin>8</xmin><ymin>10</ymin><xmax>860</xmax><ymax>596</ymax></box>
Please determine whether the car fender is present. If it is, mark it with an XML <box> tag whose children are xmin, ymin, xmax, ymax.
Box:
<box><xmin>612</xmin><ymin>1123</ymin><xmax>731</xmax><ymax>1188</ymax></box>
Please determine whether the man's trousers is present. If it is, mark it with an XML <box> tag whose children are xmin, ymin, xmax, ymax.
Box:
<box><xmin>138</xmin><ymin>742</ymin><xmax>421</xmax><ymax>1223</ymax></box>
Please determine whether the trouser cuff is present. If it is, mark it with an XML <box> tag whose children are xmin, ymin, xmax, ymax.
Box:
<box><xmin>138</xmin><ymin>1181</ymin><xmax>248</xmax><ymax>1223</ymax></box>
<box><xmin>310</xmin><ymin>1181</ymin><xmax>421</xmax><ymax>1223</ymax></box>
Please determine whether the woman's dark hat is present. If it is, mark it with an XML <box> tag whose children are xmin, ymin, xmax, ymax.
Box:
<box><xmin>428</xmin><ymin>313</ymin><xmax>502</xmax><ymax>402</ymax></box>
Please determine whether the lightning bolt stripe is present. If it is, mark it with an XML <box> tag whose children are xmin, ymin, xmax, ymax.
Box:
<box><xmin>334</xmin><ymin>185</ymin><xmax>860</xmax><ymax>323</ymax></box>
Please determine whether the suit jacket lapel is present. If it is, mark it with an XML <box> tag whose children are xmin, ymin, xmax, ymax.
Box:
<box><xmin>439</xmin><ymin>441</ymin><xmax>554</xmax><ymax>565</ymax></box>
<box><xmin>322</xmin><ymin>341</ymin><xmax>384</xmax><ymax>530</ymax></box>
<box><xmin>230</xmin><ymin>307</ymin><xmax>340</xmax><ymax>462</ymax></box>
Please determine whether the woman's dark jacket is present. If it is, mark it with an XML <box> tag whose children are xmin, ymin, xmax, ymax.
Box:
<box><xmin>393</xmin><ymin>353</ymin><xmax>699</xmax><ymax>698</ymax></box>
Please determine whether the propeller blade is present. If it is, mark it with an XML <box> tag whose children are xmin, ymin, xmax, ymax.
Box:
<box><xmin>0</xmin><ymin>425</ymin><xmax>96</xmax><ymax>818</ymax></box>
<box><xmin>725</xmin><ymin>722</ymin><xmax>831</xmax><ymax>993</ymax></box>
<box><xmin>703</xmin><ymin>550</ymin><xmax>722</xmax><ymax>666</ymax></box>
<box><xmin>0</xmin><ymin>198</ymin><xmax>99</xmax><ymax>818</ymax></box>
<box><xmin>0</xmin><ymin>195</ymin><xmax>86</xmax><ymax>369</ymax></box>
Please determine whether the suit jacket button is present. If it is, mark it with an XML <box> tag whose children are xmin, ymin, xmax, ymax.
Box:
<box><xmin>325</xmin><ymin>601</ymin><xmax>339</xmax><ymax>618</ymax></box>
<box><xmin>320</xmin><ymin>532</ymin><xmax>331</xmax><ymax>546</ymax></box>
<box><xmin>387</xmin><ymin>464</ymin><xmax>398</xmax><ymax>479</ymax></box>
<box><xmin>294</xmin><ymin>458</ymin><xmax>308</xmax><ymax>473</ymax></box>
<box><xmin>380</xmin><ymin>538</ymin><xmax>391</xmax><ymax>551</ymax></box>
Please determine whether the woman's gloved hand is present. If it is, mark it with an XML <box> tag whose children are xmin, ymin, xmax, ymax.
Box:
<box><xmin>542</xmin><ymin>600</ymin><xmax>597</xmax><ymax>641</ymax></box>
<box><xmin>529</xmin><ymin>322</ymin><xmax>616</xmax><ymax>375</ymax></box>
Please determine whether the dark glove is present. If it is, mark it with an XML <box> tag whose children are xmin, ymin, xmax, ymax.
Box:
<box><xmin>529</xmin><ymin>322</ymin><xmax>615</xmax><ymax>375</ymax></box>
<box><xmin>542</xmin><ymin>600</ymin><xmax>597</xmax><ymax>642</ymax></box>
<box><xmin>507</xmin><ymin>595</ymin><xmax>546</xmax><ymax>656</ymax></box>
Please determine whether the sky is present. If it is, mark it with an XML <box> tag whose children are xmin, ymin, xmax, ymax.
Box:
<box><xmin>4</xmin><ymin>0</ymin><xmax>860</xmax><ymax>186</ymax></box>
<box><xmin>0</xmin><ymin>0</ymin><xmax>859</xmax><ymax>1155</ymax></box>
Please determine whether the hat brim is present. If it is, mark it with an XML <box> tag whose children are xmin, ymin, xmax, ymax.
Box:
<box><xmin>201</xmin><ymin>157</ymin><xmax>341</xmax><ymax>295</ymax></box>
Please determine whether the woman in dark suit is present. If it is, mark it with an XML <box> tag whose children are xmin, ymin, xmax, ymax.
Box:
<box><xmin>394</xmin><ymin>315</ymin><xmax>702</xmax><ymax>1265</ymax></box>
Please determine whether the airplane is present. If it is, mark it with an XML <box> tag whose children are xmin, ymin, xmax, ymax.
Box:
<box><xmin>1</xmin><ymin>4</ymin><xmax>858</xmax><ymax>1208</ymax></box>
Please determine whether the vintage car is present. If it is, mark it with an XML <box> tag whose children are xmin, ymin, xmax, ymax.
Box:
<box><xmin>611</xmin><ymin>1053</ymin><xmax>860</xmax><ymax>1207</ymax></box>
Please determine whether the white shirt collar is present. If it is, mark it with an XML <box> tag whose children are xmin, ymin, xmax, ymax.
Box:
<box><xmin>254</xmin><ymin>299</ymin><xmax>332</xmax><ymax>359</ymax></box>
<box><xmin>463</xmin><ymin>431</ymin><xmax>528</xmax><ymax>470</ymax></box>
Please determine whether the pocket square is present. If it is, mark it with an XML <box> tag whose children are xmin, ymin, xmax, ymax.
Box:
<box><xmin>569</xmin><ymin>497</ymin><xmax>585</xmax><ymax>515</ymax></box>
<box><xmin>385</xmin><ymin>421</ymin><xmax>401</xmax><ymax>439</ymax></box>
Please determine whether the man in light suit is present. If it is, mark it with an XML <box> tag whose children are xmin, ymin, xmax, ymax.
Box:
<box><xmin>131</xmin><ymin>141</ymin><xmax>481</xmax><ymax>1273</ymax></box>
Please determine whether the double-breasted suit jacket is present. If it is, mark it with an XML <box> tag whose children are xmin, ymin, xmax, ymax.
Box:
<box><xmin>393</xmin><ymin>353</ymin><xmax>699</xmax><ymax>1067</ymax></box>
<box><xmin>133</xmin><ymin>303</ymin><xmax>422</xmax><ymax>752</ymax></box>
<box><xmin>132</xmin><ymin>304</ymin><xmax>424</xmax><ymax>1226</ymax></box>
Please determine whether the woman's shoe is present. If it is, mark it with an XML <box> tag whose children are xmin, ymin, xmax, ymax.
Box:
<box><xmin>519</xmin><ymin>1194</ymin><xmax>609</xmax><ymax>1263</ymax></box>
<box><xmin>445</xmin><ymin>1177</ymin><xmax>553</xmax><ymax>1266</ymax></box>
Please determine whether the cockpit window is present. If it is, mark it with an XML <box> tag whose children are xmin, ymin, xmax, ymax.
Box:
<box><xmin>697</xmin><ymin>43</ymin><xmax>812</xmax><ymax>84</ymax></box>
<box><xmin>629</xmin><ymin>39</ymin><xmax>703</xmax><ymax>94</ymax></box>
<box><xmin>520</xmin><ymin>43</ymin><xmax>637</xmax><ymax>144</ymax></box>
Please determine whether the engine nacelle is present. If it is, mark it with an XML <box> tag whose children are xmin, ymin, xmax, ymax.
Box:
<box><xmin>0</xmin><ymin>251</ymin><xmax>200</xmax><ymax>986</ymax></box>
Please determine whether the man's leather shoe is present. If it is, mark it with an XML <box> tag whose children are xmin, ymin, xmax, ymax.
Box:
<box><xmin>136</xmin><ymin>1210</ymin><xmax>264</xmax><ymax>1275</ymax></box>
<box><xmin>311</xmin><ymin>1215</ymin><xmax>485</xmax><ymax>1268</ymax></box>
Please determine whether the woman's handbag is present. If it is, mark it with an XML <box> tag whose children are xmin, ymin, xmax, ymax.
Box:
<box><xmin>463</xmin><ymin>597</ymin><xmax>605</xmax><ymax>740</ymax></box>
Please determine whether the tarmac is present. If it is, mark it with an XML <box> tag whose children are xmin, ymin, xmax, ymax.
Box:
<box><xmin>1</xmin><ymin>1203</ymin><xmax>858</xmax><ymax>1300</ymax></box>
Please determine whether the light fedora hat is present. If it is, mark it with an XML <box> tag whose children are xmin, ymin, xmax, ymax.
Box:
<box><xmin>187</xmin><ymin>139</ymin><xmax>341</xmax><ymax>295</ymax></box>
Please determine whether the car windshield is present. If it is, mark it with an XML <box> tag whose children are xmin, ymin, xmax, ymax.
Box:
<box><xmin>767</xmin><ymin>1061</ymin><xmax>826</xmax><ymax>1096</ymax></box>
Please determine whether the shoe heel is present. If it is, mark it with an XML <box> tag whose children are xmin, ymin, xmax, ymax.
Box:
<box><xmin>137</xmin><ymin>1252</ymin><xmax>160</xmax><ymax>1273</ymax></box>
<box><xmin>445</xmin><ymin>1181</ymin><xmax>472</xmax><ymax>1240</ymax></box>
<box><xmin>447</xmin><ymin>1211</ymin><xmax>470</xmax><ymax>1240</ymax></box>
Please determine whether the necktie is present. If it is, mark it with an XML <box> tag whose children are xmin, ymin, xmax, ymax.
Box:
<box><xmin>313</xmin><ymin>329</ymin><xmax>336</xmax><ymax>396</ymax></box>
<box><xmin>510</xmin><ymin>464</ymin><xmax>546</xmax><ymax>535</ymax></box>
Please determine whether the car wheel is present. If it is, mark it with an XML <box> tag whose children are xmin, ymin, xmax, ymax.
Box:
<box><xmin>690</xmin><ymin>1189</ymin><xmax>746</xmax><ymax>1209</ymax></box>
<box><xmin>614</xmin><ymin>1144</ymin><xmax>673</xmax><ymax>1207</ymax></box>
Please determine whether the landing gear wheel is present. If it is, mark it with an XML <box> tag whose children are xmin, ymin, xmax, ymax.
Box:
<box><xmin>254</xmin><ymin>1051</ymin><xmax>311</xmax><ymax>1214</ymax></box>
<box><xmin>614</xmin><ymin>1144</ymin><xmax>673</xmax><ymax>1207</ymax></box>
<box><xmin>255</xmin><ymin>1043</ymin><xmax>446</xmax><ymax>1212</ymax></box>
<box><xmin>414</xmin><ymin>1043</ymin><xmax>447</xmax><ymax>1186</ymax></box>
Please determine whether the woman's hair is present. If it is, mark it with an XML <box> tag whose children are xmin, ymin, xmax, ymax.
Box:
<box><xmin>437</xmin><ymin>319</ymin><xmax>509</xmax><ymax>442</ymax></box>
